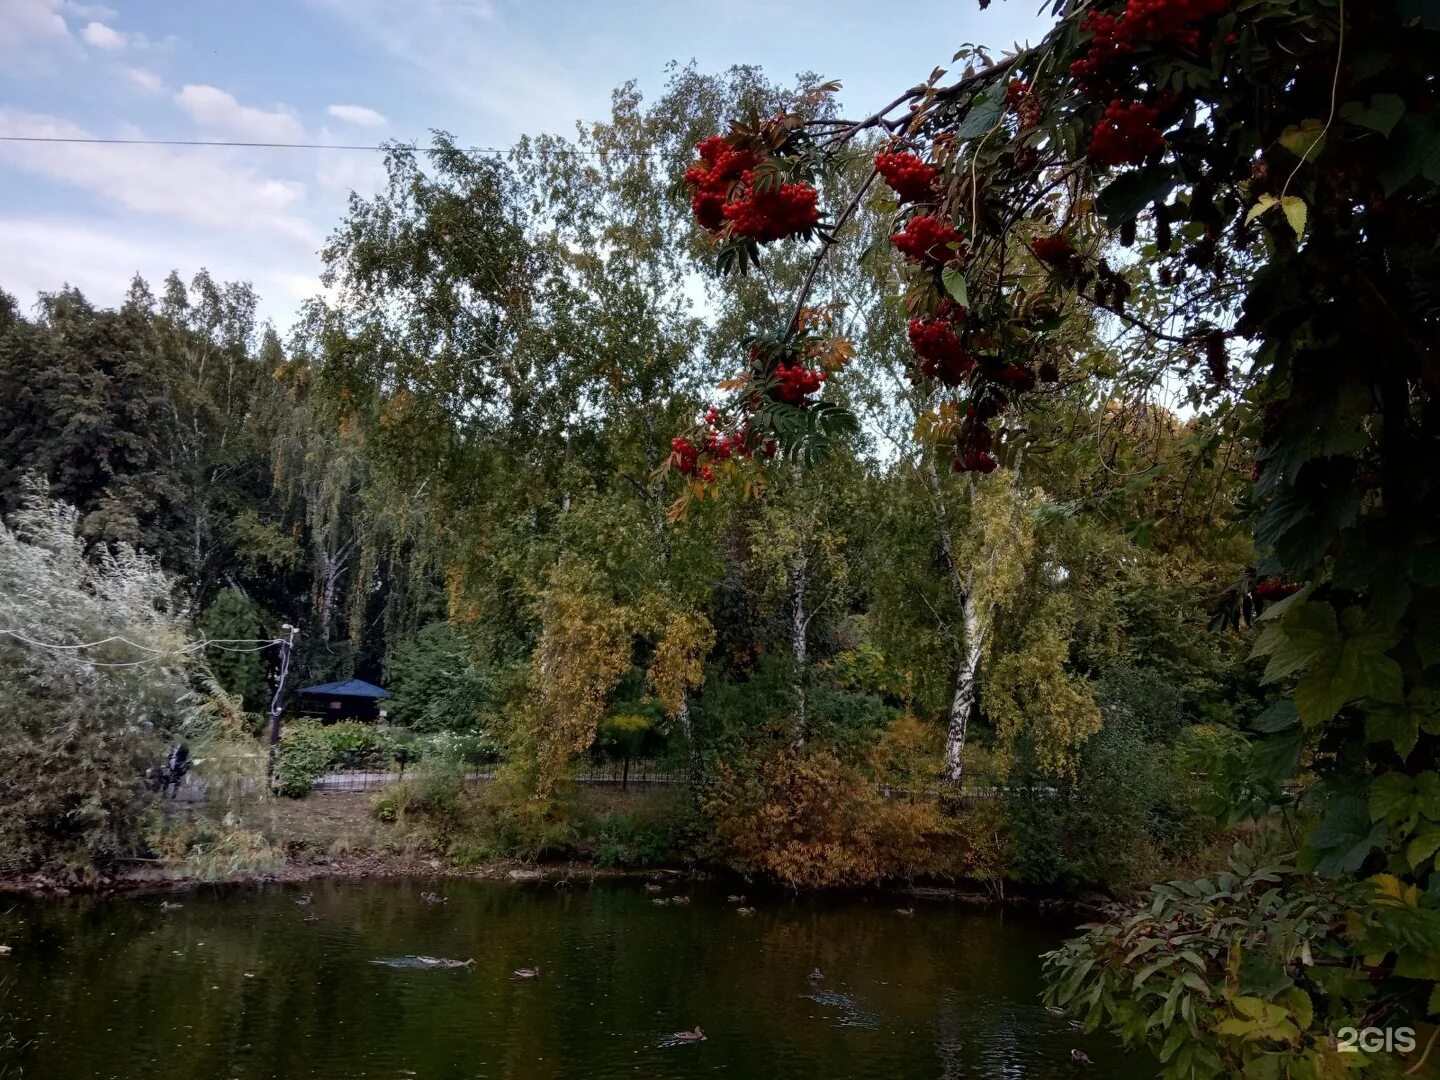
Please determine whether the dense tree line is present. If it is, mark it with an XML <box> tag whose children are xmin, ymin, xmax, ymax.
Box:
<box><xmin>2</xmin><ymin>66</ymin><xmax>1256</xmax><ymax>907</ymax></box>
<box><xmin>671</xmin><ymin>0</ymin><xmax>1439</xmax><ymax>1073</ymax></box>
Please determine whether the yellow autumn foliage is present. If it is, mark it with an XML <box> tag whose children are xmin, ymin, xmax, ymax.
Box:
<box><xmin>703</xmin><ymin>744</ymin><xmax>951</xmax><ymax>888</ymax></box>
<box><xmin>515</xmin><ymin>563</ymin><xmax>714</xmax><ymax>796</ymax></box>
<box><xmin>645</xmin><ymin>609</ymin><xmax>714</xmax><ymax>720</ymax></box>
<box><xmin>986</xmin><ymin>594</ymin><xmax>1103</xmax><ymax>778</ymax></box>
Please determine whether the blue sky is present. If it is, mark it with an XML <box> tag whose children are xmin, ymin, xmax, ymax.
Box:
<box><xmin>0</xmin><ymin>0</ymin><xmax>1052</xmax><ymax>326</ymax></box>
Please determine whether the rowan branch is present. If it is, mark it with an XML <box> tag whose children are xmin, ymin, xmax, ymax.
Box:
<box><xmin>786</xmin><ymin>167</ymin><xmax>879</xmax><ymax>338</ymax></box>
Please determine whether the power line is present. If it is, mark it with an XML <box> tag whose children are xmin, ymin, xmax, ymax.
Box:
<box><xmin>0</xmin><ymin>134</ymin><xmax>681</xmax><ymax>158</ymax></box>
<box><xmin>0</xmin><ymin>134</ymin><xmax>473</xmax><ymax>152</ymax></box>
<box><xmin>0</xmin><ymin>628</ymin><xmax>282</xmax><ymax>665</ymax></box>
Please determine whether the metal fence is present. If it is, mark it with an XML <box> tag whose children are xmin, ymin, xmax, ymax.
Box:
<box><xmin>170</xmin><ymin>761</ymin><xmax>1039</xmax><ymax>802</ymax></box>
<box><xmin>305</xmin><ymin>760</ymin><xmax>686</xmax><ymax>794</ymax></box>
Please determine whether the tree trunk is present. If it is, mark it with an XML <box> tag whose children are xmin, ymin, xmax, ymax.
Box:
<box><xmin>945</xmin><ymin>591</ymin><xmax>984</xmax><ymax>786</ymax></box>
<box><xmin>789</xmin><ymin>554</ymin><xmax>808</xmax><ymax>744</ymax></box>
<box><xmin>678</xmin><ymin>697</ymin><xmax>701</xmax><ymax>785</ymax></box>
<box><xmin>924</xmin><ymin>458</ymin><xmax>982</xmax><ymax>788</ymax></box>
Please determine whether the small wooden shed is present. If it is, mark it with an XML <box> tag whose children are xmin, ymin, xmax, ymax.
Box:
<box><xmin>295</xmin><ymin>678</ymin><xmax>391</xmax><ymax>723</ymax></box>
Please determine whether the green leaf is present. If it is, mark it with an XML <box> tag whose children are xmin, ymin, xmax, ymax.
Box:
<box><xmin>1096</xmin><ymin>166</ymin><xmax>1177</xmax><ymax>226</ymax></box>
<box><xmin>1238</xmin><ymin>951</ymin><xmax>1292</xmax><ymax>998</ymax></box>
<box><xmin>941</xmin><ymin>267</ymin><xmax>969</xmax><ymax>307</ymax></box>
<box><xmin>1380</xmin><ymin>114</ymin><xmax>1440</xmax><ymax>194</ymax></box>
<box><xmin>1339</xmin><ymin>94</ymin><xmax>1407</xmax><ymax>138</ymax></box>
<box><xmin>1231</xmin><ymin>995</ymin><xmax>1271</xmax><ymax>1020</ymax></box>
<box><xmin>1159</xmin><ymin>1023</ymin><xmax>1189</xmax><ymax>1063</ymax></box>
<box><xmin>1251</xmin><ymin>699</ymin><xmax>1299</xmax><ymax>734</ymax></box>
<box><xmin>1278</xmin><ymin>986</ymin><xmax>1313</xmax><ymax>1030</ymax></box>
<box><xmin>1367</xmin><ymin>702</ymin><xmax>1421</xmax><ymax>759</ymax></box>
<box><xmin>1246</xmin><ymin>194</ymin><xmax>1307</xmax><ymax>238</ymax></box>
<box><xmin>1407</xmin><ymin>824</ymin><xmax>1440</xmax><ymax>871</ymax></box>
<box><xmin>1292</xmin><ymin>607</ymin><xmax>1403</xmax><ymax>726</ymax></box>
<box><xmin>1278</xmin><ymin>118</ymin><xmax>1327</xmax><ymax>159</ymax></box>
<box><xmin>1372</xmin><ymin>771</ymin><xmax>1424</xmax><ymax>825</ymax></box>
<box><xmin>954</xmin><ymin>95</ymin><xmax>1004</xmax><ymax>140</ymax></box>
<box><xmin>1279</xmin><ymin>196</ymin><xmax>1307</xmax><ymax>239</ymax></box>
<box><xmin>1310</xmin><ymin>796</ymin><xmax>1387</xmax><ymax>878</ymax></box>
<box><xmin>1215</xmin><ymin>1017</ymin><xmax>1259</xmax><ymax>1038</ymax></box>
<box><xmin>1254</xmin><ymin>601</ymin><xmax>1339</xmax><ymax>684</ymax></box>
<box><xmin>1371</xmin><ymin>771</ymin><xmax>1440</xmax><ymax>831</ymax></box>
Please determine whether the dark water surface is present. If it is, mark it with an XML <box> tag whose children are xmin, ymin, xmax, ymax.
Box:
<box><xmin>0</xmin><ymin>878</ymin><xmax>1154</xmax><ymax>1079</ymax></box>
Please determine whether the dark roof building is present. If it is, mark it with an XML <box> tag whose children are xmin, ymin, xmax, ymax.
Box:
<box><xmin>295</xmin><ymin>678</ymin><xmax>390</xmax><ymax>722</ymax></box>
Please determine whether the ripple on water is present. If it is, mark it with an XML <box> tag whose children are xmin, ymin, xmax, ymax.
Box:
<box><xmin>0</xmin><ymin>879</ymin><xmax>1154</xmax><ymax>1080</ymax></box>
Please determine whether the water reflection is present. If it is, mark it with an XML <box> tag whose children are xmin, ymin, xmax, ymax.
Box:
<box><xmin>0</xmin><ymin>878</ymin><xmax>1153</xmax><ymax>1079</ymax></box>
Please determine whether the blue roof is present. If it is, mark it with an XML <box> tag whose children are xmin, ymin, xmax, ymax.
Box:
<box><xmin>297</xmin><ymin>678</ymin><xmax>390</xmax><ymax>699</ymax></box>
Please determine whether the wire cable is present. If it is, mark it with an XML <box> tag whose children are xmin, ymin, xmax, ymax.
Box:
<box><xmin>0</xmin><ymin>628</ymin><xmax>282</xmax><ymax>664</ymax></box>
<box><xmin>0</xmin><ymin>134</ymin><xmax>686</xmax><ymax>159</ymax></box>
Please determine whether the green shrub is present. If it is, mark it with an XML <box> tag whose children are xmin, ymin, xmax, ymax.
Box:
<box><xmin>153</xmin><ymin>814</ymin><xmax>281</xmax><ymax>881</ymax></box>
<box><xmin>370</xmin><ymin>769</ymin><xmax>464</xmax><ymax>826</ymax></box>
<box><xmin>591</xmin><ymin>812</ymin><xmax>683</xmax><ymax>868</ymax></box>
<box><xmin>274</xmin><ymin>721</ymin><xmax>333</xmax><ymax>798</ymax></box>
<box><xmin>443</xmin><ymin>780</ymin><xmax>583</xmax><ymax>865</ymax></box>
<box><xmin>0</xmin><ymin>488</ymin><xmax>201</xmax><ymax>875</ymax></box>
<box><xmin>384</xmin><ymin>623</ymin><xmax>514</xmax><ymax>733</ymax></box>
<box><xmin>274</xmin><ymin>721</ymin><xmax>419</xmax><ymax>797</ymax></box>
<box><xmin>410</xmin><ymin>729</ymin><xmax>501</xmax><ymax>769</ymax></box>
<box><xmin>321</xmin><ymin>720</ymin><xmax>395</xmax><ymax>765</ymax></box>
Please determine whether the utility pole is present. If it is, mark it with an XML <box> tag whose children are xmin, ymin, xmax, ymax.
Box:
<box><xmin>266</xmin><ymin>623</ymin><xmax>298</xmax><ymax>784</ymax></box>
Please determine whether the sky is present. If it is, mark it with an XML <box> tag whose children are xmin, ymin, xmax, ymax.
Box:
<box><xmin>0</xmin><ymin>0</ymin><xmax>1054</xmax><ymax>328</ymax></box>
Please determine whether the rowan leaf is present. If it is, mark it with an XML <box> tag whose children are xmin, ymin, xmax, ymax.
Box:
<box><xmin>941</xmin><ymin>267</ymin><xmax>969</xmax><ymax>307</ymax></box>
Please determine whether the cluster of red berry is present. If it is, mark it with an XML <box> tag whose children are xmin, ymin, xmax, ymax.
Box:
<box><xmin>1253</xmin><ymin>579</ymin><xmax>1301</xmax><ymax>602</ymax></box>
<box><xmin>670</xmin><ymin>435</ymin><xmax>700</xmax><ymax>475</ymax></box>
<box><xmin>875</xmin><ymin>151</ymin><xmax>940</xmax><ymax>203</ymax></box>
<box><xmin>1087</xmin><ymin>100</ymin><xmax>1166</xmax><ymax>166</ymax></box>
<box><xmin>1006</xmin><ymin>79</ymin><xmax>1032</xmax><ymax>105</ymax></box>
<box><xmin>671</xmin><ymin>411</ymin><xmax>778</xmax><ymax>485</ymax></box>
<box><xmin>723</xmin><ymin>181</ymin><xmax>821</xmax><ymax>242</ymax></box>
<box><xmin>997</xmin><ymin>363</ymin><xmax>1039</xmax><ymax>392</ymax></box>
<box><xmin>1124</xmin><ymin>0</ymin><xmax>1231</xmax><ymax>49</ymax></box>
<box><xmin>907</xmin><ymin>317</ymin><xmax>974</xmax><ymax>386</ymax></box>
<box><xmin>1069</xmin><ymin>1</ymin><xmax>1230</xmax><ymax>166</ymax></box>
<box><xmin>955</xmin><ymin>396</ymin><xmax>1003</xmax><ymax>474</ymax></box>
<box><xmin>1069</xmin><ymin>12</ymin><xmax>1133</xmax><ymax>93</ymax></box>
<box><xmin>684</xmin><ymin>136</ymin><xmax>757</xmax><ymax>231</ymax></box>
<box><xmin>1072</xmin><ymin>0</ymin><xmax>1230</xmax><ymax>89</ymax></box>
<box><xmin>1030</xmin><ymin>232</ymin><xmax>1076</xmax><ymax>267</ymax></box>
<box><xmin>685</xmin><ymin>135</ymin><xmax>820</xmax><ymax>242</ymax></box>
<box><xmin>891</xmin><ymin>214</ymin><xmax>967</xmax><ymax>266</ymax></box>
<box><xmin>772</xmin><ymin>362</ymin><xmax>827</xmax><ymax>405</ymax></box>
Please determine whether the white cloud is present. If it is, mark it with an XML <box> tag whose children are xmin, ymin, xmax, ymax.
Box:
<box><xmin>174</xmin><ymin>84</ymin><xmax>304</xmax><ymax>143</ymax></box>
<box><xmin>1</xmin><ymin>0</ymin><xmax>69</xmax><ymax>48</ymax></box>
<box><xmin>80</xmin><ymin>19</ymin><xmax>124</xmax><ymax>48</ymax></box>
<box><xmin>62</xmin><ymin>2</ymin><xmax>116</xmax><ymax>19</ymax></box>
<box><xmin>121</xmin><ymin>66</ymin><xmax>162</xmax><ymax>94</ymax></box>
<box><xmin>316</xmin><ymin>147</ymin><xmax>387</xmax><ymax>196</ymax></box>
<box><xmin>0</xmin><ymin>216</ymin><xmax>322</xmax><ymax>326</ymax></box>
<box><xmin>327</xmin><ymin>104</ymin><xmax>387</xmax><ymax>128</ymax></box>
<box><xmin>314</xmin><ymin>0</ymin><xmax>588</xmax><ymax>142</ymax></box>
<box><xmin>0</xmin><ymin>108</ymin><xmax>317</xmax><ymax>247</ymax></box>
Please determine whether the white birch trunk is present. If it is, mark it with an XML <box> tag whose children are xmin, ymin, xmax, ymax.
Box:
<box><xmin>924</xmin><ymin>459</ymin><xmax>984</xmax><ymax>787</ymax></box>
<box><xmin>790</xmin><ymin>555</ymin><xmax>808</xmax><ymax>744</ymax></box>
<box><xmin>945</xmin><ymin>592</ymin><xmax>984</xmax><ymax>785</ymax></box>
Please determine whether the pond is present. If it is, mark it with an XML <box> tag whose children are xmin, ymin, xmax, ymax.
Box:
<box><xmin>0</xmin><ymin>878</ymin><xmax>1154</xmax><ymax>1079</ymax></box>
